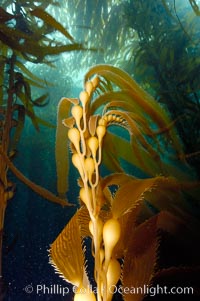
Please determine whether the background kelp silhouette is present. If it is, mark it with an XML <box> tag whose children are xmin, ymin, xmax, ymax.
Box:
<box><xmin>0</xmin><ymin>0</ymin><xmax>87</xmax><ymax>299</ymax></box>
<box><xmin>50</xmin><ymin>65</ymin><xmax>200</xmax><ymax>301</ymax></box>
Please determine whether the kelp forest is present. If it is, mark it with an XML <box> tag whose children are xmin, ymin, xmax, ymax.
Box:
<box><xmin>0</xmin><ymin>1</ymin><xmax>200</xmax><ymax>301</ymax></box>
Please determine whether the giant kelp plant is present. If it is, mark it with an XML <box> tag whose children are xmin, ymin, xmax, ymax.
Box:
<box><xmin>50</xmin><ymin>65</ymin><xmax>200</xmax><ymax>301</ymax></box>
<box><xmin>0</xmin><ymin>0</ymin><xmax>87</xmax><ymax>297</ymax></box>
<box><xmin>61</xmin><ymin>0</ymin><xmax>200</xmax><ymax>177</ymax></box>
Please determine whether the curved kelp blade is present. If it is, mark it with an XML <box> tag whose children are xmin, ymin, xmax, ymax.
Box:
<box><xmin>102</xmin><ymin>133</ymin><xmax>125</xmax><ymax>173</ymax></box>
<box><xmin>106</xmin><ymin>108</ymin><xmax>165</xmax><ymax>174</ymax></box>
<box><xmin>31</xmin><ymin>93</ymin><xmax>49</xmax><ymax>107</ymax></box>
<box><xmin>90</xmin><ymin>90</ymin><xmax>146</xmax><ymax>116</ymax></box>
<box><xmin>0</xmin><ymin>148</ymin><xmax>69</xmax><ymax>206</ymax></box>
<box><xmin>112</xmin><ymin>205</ymin><xmax>141</xmax><ymax>259</ymax></box>
<box><xmin>30</xmin><ymin>8</ymin><xmax>75</xmax><ymax>42</ymax></box>
<box><xmin>102</xmin><ymin>173</ymin><xmax>195</xmax><ymax>223</ymax></box>
<box><xmin>84</xmin><ymin>64</ymin><xmax>141</xmax><ymax>91</ymax></box>
<box><xmin>101</xmin><ymin>173</ymin><xmax>136</xmax><ymax>189</ymax></box>
<box><xmin>49</xmin><ymin>210</ymin><xmax>89</xmax><ymax>287</ymax></box>
<box><xmin>23</xmin><ymin>77</ymin><xmax>48</xmax><ymax>89</ymax></box>
<box><xmin>122</xmin><ymin>214</ymin><xmax>159</xmax><ymax>301</ymax></box>
<box><xmin>16</xmin><ymin>91</ymin><xmax>40</xmax><ymax>131</ymax></box>
<box><xmin>102</xmin><ymin>132</ymin><xmax>162</xmax><ymax>176</ymax></box>
<box><xmin>143</xmin><ymin>177</ymin><xmax>200</xmax><ymax>228</ymax></box>
<box><xmin>0</xmin><ymin>24</ymin><xmax>85</xmax><ymax>60</ymax></box>
<box><xmin>85</xmin><ymin>64</ymin><xmax>183</xmax><ymax>158</ymax></box>
<box><xmin>122</xmin><ymin>210</ymin><xmax>192</xmax><ymax>301</ymax></box>
<box><xmin>102</xmin><ymin>132</ymin><xmax>194</xmax><ymax>180</ymax></box>
<box><xmin>103</xmin><ymin>174</ymin><xmax>163</xmax><ymax>219</ymax></box>
<box><xmin>15</xmin><ymin>60</ymin><xmax>53</xmax><ymax>87</ymax></box>
<box><xmin>56</xmin><ymin>98</ymin><xmax>78</xmax><ymax>197</ymax></box>
<box><xmin>90</xmin><ymin>91</ymin><xmax>177</xmax><ymax>153</ymax></box>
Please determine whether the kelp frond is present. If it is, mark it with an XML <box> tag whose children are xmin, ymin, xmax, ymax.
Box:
<box><xmin>49</xmin><ymin>211</ymin><xmax>86</xmax><ymax>286</ymax></box>
<box><xmin>51</xmin><ymin>64</ymin><xmax>199</xmax><ymax>301</ymax></box>
<box><xmin>55</xmin><ymin>64</ymin><xmax>192</xmax><ymax>199</ymax></box>
<box><xmin>0</xmin><ymin>148</ymin><xmax>70</xmax><ymax>207</ymax></box>
<box><xmin>30</xmin><ymin>8</ymin><xmax>75</xmax><ymax>42</ymax></box>
<box><xmin>55</xmin><ymin>97</ymin><xmax>78</xmax><ymax>197</ymax></box>
<box><xmin>49</xmin><ymin>209</ymin><xmax>96</xmax><ymax>301</ymax></box>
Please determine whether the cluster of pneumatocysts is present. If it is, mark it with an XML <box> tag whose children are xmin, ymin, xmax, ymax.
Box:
<box><xmin>66</xmin><ymin>77</ymin><xmax>122</xmax><ymax>301</ymax></box>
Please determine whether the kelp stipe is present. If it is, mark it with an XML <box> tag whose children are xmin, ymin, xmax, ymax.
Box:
<box><xmin>50</xmin><ymin>65</ymin><xmax>199</xmax><ymax>301</ymax></box>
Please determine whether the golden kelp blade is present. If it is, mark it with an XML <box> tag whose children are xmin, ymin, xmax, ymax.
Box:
<box><xmin>85</xmin><ymin>64</ymin><xmax>183</xmax><ymax>157</ymax></box>
<box><xmin>103</xmin><ymin>175</ymin><xmax>164</xmax><ymax>219</ymax></box>
<box><xmin>102</xmin><ymin>132</ymin><xmax>193</xmax><ymax>180</ymax></box>
<box><xmin>122</xmin><ymin>211</ymin><xmax>187</xmax><ymax>301</ymax></box>
<box><xmin>56</xmin><ymin>98</ymin><xmax>73</xmax><ymax>197</ymax></box>
<box><xmin>77</xmin><ymin>206</ymin><xmax>91</xmax><ymax>238</ymax></box>
<box><xmin>49</xmin><ymin>211</ymin><xmax>86</xmax><ymax>287</ymax></box>
<box><xmin>122</xmin><ymin>214</ymin><xmax>159</xmax><ymax>301</ymax></box>
<box><xmin>112</xmin><ymin>206</ymin><xmax>142</xmax><ymax>259</ymax></box>
<box><xmin>102</xmin><ymin>174</ymin><xmax>194</xmax><ymax>223</ymax></box>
